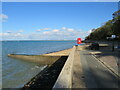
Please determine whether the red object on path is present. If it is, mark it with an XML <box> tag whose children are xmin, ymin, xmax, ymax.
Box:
<box><xmin>77</xmin><ymin>38</ymin><xmax>82</xmax><ymax>44</ymax></box>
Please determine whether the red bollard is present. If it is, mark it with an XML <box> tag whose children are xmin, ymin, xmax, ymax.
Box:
<box><xmin>77</xmin><ymin>38</ymin><xmax>82</xmax><ymax>44</ymax></box>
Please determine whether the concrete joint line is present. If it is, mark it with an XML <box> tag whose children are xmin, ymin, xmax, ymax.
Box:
<box><xmin>92</xmin><ymin>54</ymin><xmax>120</xmax><ymax>78</ymax></box>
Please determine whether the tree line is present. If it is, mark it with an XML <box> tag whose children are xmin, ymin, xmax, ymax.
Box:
<box><xmin>85</xmin><ymin>10</ymin><xmax>120</xmax><ymax>40</ymax></box>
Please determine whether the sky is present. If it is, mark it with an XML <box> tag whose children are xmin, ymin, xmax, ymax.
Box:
<box><xmin>2</xmin><ymin>0</ymin><xmax>120</xmax><ymax>2</ymax></box>
<box><xmin>0</xmin><ymin>2</ymin><xmax>119</xmax><ymax>40</ymax></box>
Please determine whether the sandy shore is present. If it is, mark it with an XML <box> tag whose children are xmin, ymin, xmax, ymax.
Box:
<box><xmin>43</xmin><ymin>45</ymin><xmax>89</xmax><ymax>57</ymax></box>
<box><xmin>43</xmin><ymin>48</ymin><xmax>72</xmax><ymax>56</ymax></box>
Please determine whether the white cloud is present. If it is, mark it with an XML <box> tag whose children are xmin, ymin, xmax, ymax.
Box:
<box><xmin>0</xmin><ymin>33</ymin><xmax>9</xmax><ymax>36</ymax></box>
<box><xmin>43</xmin><ymin>31</ymin><xmax>50</xmax><ymax>34</ymax></box>
<box><xmin>52</xmin><ymin>29</ymin><xmax>59</xmax><ymax>32</ymax></box>
<box><xmin>61</xmin><ymin>27</ymin><xmax>74</xmax><ymax>32</ymax></box>
<box><xmin>0</xmin><ymin>14</ymin><xmax>8</xmax><ymax>22</ymax></box>
<box><xmin>0</xmin><ymin>14</ymin><xmax>8</xmax><ymax>19</ymax></box>
<box><xmin>43</xmin><ymin>28</ymin><xmax>51</xmax><ymax>30</ymax></box>
<box><xmin>1</xmin><ymin>27</ymin><xmax>90</xmax><ymax>40</ymax></box>
<box><xmin>18</xmin><ymin>30</ymin><xmax>24</xmax><ymax>33</ymax></box>
<box><xmin>36</xmin><ymin>29</ymin><xmax>42</xmax><ymax>32</ymax></box>
<box><xmin>6</xmin><ymin>31</ymin><xmax>12</xmax><ymax>33</ymax></box>
<box><xmin>36</xmin><ymin>28</ymin><xmax>50</xmax><ymax>32</ymax></box>
<box><xmin>61</xmin><ymin>27</ymin><xmax>67</xmax><ymax>30</ymax></box>
<box><xmin>67</xmin><ymin>28</ymin><xmax>74</xmax><ymax>32</ymax></box>
<box><xmin>39</xmin><ymin>27</ymin><xmax>89</xmax><ymax>40</ymax></box>
<box><xmin>14</xmin><ymin>33</ymin><xmax>23</xmax><ymax>37</ymax></box>
<box><xmin>0</xmin><ymin>31</ymin><xmax>26</xmax><ymax>40</ymax></box>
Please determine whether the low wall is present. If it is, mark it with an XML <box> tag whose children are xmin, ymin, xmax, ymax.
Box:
<box><xmin>53</xmin><ymin>46</ymin><xmax>76</xmax><ymax>88</ymax></box>
<box><xmin>8</xmin><ymin>54</ymin><xmax>61</xmax><ymax>65</ymax></box>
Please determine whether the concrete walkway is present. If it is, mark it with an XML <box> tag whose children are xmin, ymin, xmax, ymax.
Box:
<box><xmin>80</xmin><ymin>50</ymin><xmax>119</xmax><ymax>88</ymax></box>
<box><xmin>89</xmin><ymin>45</ymin><xmax>119</xmax><ymax>76</ymax></box>
<box><xmin>73</xmin><ymin>45</ymin><xmax>119</xmax><ymax>88</ymax></box>
<box><xmin>72</xmin><ymin>48</ymin><xmax>86</xmax><ymax>88</ymax></box>
<box><xmin>53</xmin><ymin>44</ymin><xmax>120</xmax><ymax>88</ymax></box>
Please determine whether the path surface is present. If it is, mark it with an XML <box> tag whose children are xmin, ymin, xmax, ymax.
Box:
<box><xmin>72</xmin><ymin>49</ymin><xmax>86</xmax><ymax>88</ymax></box>
<box><xmin>80</xmin><ymin>50</ymin><xmax>119</xmax><ymax>88</ymax></box>
<box><xmin>53</xmin><ymin>45</ymin><xmax>120</xmax><ymax>88</ymax></box>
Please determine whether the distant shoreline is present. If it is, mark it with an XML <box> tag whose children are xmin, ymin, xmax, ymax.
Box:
<box><xmin>1</xmin><ymin>40</ymin><xmax>76</xmax><ymax>41</ymax></box>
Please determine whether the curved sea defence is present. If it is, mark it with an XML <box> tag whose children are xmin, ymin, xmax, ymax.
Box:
<box><xmin>7</xmin><ymin>48</ymin><xmax>72</xmax><ymax>65</ymax></box>
<box><xmin>8</xmin><ymin>54</ymin><xmax>61</xmax><ymax>65</ymax></box>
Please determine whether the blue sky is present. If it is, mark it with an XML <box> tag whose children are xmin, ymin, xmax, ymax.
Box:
<box><xmin>0</xmin><ymin>2</ymin><xmax>118</xmax><ymax>40</ymax></box>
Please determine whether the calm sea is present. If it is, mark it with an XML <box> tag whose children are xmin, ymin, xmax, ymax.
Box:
<box><xmin>2</xmin><ymin>40</ymin><xmax>76</xmax><ymax>88</ymax></box>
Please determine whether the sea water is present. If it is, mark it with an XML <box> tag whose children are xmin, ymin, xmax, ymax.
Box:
<box><xmin>1</xmin><ymin>40</ymin><xmax>76</xmax><ymax>88</ymax></box>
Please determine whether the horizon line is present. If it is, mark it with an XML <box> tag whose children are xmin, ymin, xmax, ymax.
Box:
<box><xmin>2</xmin><ymin>0</ymin><xmax>120</xmax><ymax>2</ymax></box>
<box><xmin>0</xmin><ymin>40</ymin><xmax>77</xmax><ymax>41</ymax></box>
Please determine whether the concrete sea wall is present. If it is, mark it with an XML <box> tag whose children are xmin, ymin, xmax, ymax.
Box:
<box><xmin>53</xmin><ymin>46</ymin><xmax>76</xmax><ymax>88</ymax></box>
<box><xmin>8</xmin><ymin>54</ymin><xmax>61</xmax><ymax>65</ymax></box>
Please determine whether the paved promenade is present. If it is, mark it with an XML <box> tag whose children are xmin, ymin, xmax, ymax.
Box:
<box><xmin>73</xmin><ymin>45</ymin><xmax>120</xmax><ymax>88</ymax></box>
